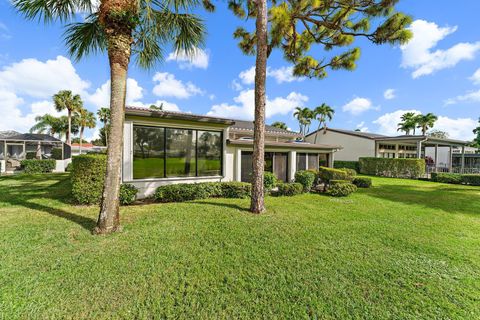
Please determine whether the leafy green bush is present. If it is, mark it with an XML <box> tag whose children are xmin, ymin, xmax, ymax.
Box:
<box><xmin>294</xmin><ymin>170</ymin><xmax>316</xmax><ymax>192</ymax></box>
<box><xmin>26</xmin><ymin>152</ymin><xmax>37</xmax><ymax>160</ymax></box>
<box><xmin>317</xmin><ymin>167</ymin><xmax>349</xmax><ymax>184</ymax></box>
<box><xmin>276</xmin><ymin>183</ymin><xmax>303</xmax><ymax>196</ymax></box>
<box><xmin>334</xmin><ymin>161</ymin><xmax>360</xmax><ymax>172</ymax></box>
<box><xmin>327</xmin><ymin>183</ymin><xmax>357</xmax><ymax>197</ymax></box>
<box><xmin>220</xmin><ymin>182</ymin><xmax>251</xmax><ymax>199</ymax></box>
<box><xmin>353</xmin><ymin>177</ymin><xmax>372</xmax><ymax>188</ymax></box>
<box><xmin>264</xmin><ymin>172</ymin><xmax>278</xmax><ymax>192</ymax></box>
<box><xmin>330</xmin><ymin>179</ymin><xmax>351</xmax><ymax>186</ymax></box>
<box><xmin>154</xmin><ymin>183</ymin><xmax>211</xmax><ymax>203</ymax></box>
<box><xmin>119</xmin><ymin>184</ymin><xmax>138</xmax><ymax>205</ymax></box>
<box><xmin>51</xmin><ymin>148</ymin><xmax>63</xmax><ymax>160</ymax></box>
<box><xmin>71</xmin><ymin>154</ymin><xmax>107</xmax><ymax>205</ymax></box>
<box><xmin>65</xmin><ymin>162</ymin><xmax>73</xmax><ymax>172</ymax></box>
<box><xmin>359</xmin><ymin>158</ymin><xmax>425</xmax><ymax>178</ymax></box>
<box><xmin>20</xmin><ymin>159</ymin><xmax>56</xmax><ymax>174</ymax></box>
<box><xmin>461</xmin><ymin>174</ymin><xmax>480</xmax><ymax>186</ymax></box>
<box><xmin>340</xmin><ymin>168</ymin><xmax>357</xmax><ymax>180</ymax></box>
<box><xmin>431</xmin><ymin>172</ymin><xmax>462</xmax><ymax>184</ymax></box>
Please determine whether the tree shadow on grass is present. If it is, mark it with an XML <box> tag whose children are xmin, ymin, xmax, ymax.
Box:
<box><xmin>192</xmin><ymin>200</ymin><xmax>251</xmax><ymax>213</ymax></box>
<box><xmin>0</xmin><ymin>174</ymin><xmax>96</xmax><ymax>231</ymax></box>
<box><xmin>365</xmin><ymin>183</ymin><xmax>480</xmax><ymax>216</ymax></box>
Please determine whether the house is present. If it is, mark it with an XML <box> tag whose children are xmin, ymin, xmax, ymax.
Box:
<box><xmin>122</xmin><ymin>106</ymin><xmax>341</xmax><ymax>198</ymax></box>
<box><xmin>71</xmin><ymin>143</ymin><xmax>107</xmax><ymax>156</ymax></box>
<box><xmin>305</xmin><ymin>128</ymin><xmax>471</xmax><ymax>173</ymax></box>
<box><xmin>0</xmin><ymin>131</ymin><xmax>71</xmax><ymax>173</ymax></box>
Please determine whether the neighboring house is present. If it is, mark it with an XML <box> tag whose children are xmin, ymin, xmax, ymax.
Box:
<box><xmin>123</xmin><ymin>106</ymin><xmax>341</xmax><ymax>198</ymax></box>
<box><xmin>0</xmin><ymin>131</ymin><xmax>71</xmax><ymax>173</ymax></box>
<box><xmin>71</xmin><ymin>143</ymin><xmax>107</xmax><ymax>156</ymax></box>
<box><xmin>305</xmin><ymin>128</ymin><xmax>471</xmax><ymax>173</ymax></box>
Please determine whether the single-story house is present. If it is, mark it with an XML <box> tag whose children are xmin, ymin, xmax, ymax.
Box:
<box><xmin>305</xmin><ymin>128</ymin><xmax>471</xmax><ymax>173</ymax></box>
<box><xmin>0</xmin><ymin>130</ymin><xmax>71</xmax><ymax>173</ymax></box>
<box><xmin>71</xmin><ymin>143</ymin><xmax>107</xmax><ymax>156</ymax></box>
<box><xmin>123</xmin><ymin>106</ymin><xmax>341</xmax><ymax>198</ymax></box>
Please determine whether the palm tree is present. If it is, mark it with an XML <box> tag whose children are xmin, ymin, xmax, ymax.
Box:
<box><xmin>270</xmin><ymin>121</ymin><xmax>288</xmax><ymax>130</ymax></box>
<box><xmin>313</xmin><ymin>103</ymin><xmax>334</xmax><ymax>143</ymax></box>
<box><xmin>53</xmin><ymin>90</ymin><xmax>83</xmax><ymax>145</ymax></box>
<box><xmin>30</xmin><ymin>114</ymin><xmax>64</xmax><ymax>137</ymax></box>
<box><xmin>149</xmin><ymin>104</ymin><xmax>164</xmax><ymax>111</ymax></box>
<box><xmin>397</xmin><ymin>112</ymin><xmax>418</xmax><ymax>135</ymax></box>
<box><xmin>77</xmin><ymin>108</ymin><xmax>97</xmax><ymax>154</ymax></box>
<box><xmin>14</xmin><ymin>0</ymin><xmax>210</xmax><ymax>234</ymax></box>
<box><xmin>416</xmin><ymin>113</ymin><xmax>438</xmax><ymax>135</ymax></box>
<box><xmin>294</xmin><ymin>107</ymin><xmax>314</xmax><ymax>135</ymax></box>
<box><xmin>97</xmin><ymin>107</ymin><xmax>110</xmax><ymax>147</ymax></box>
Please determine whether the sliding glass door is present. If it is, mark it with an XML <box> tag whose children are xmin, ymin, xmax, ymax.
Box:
<box><xmin>240</xmin><ymin>151</ymin><xmax>288</xmax><ymax>182</ymax></box>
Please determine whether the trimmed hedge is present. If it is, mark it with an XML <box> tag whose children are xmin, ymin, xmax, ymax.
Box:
<box><xmin>276</xmin><ymin>182</ymin><xmax>303</xmax><ymax>196</ymax></box>
<box><xmin>431</xmin><ymin>173</ymin><xmax>462</xmax><ymax>184</ymax></box>
<box><xmin>220</xmin><ymin>182</ymin><xmax>252</xmax><ymax>199</ymax></box>
<box><xmin>119</xmin><ymin>184</ymin><xmax>138</xmax><ymax>205</ymax></box>
<box><xmin>294</xmin><ymin>170</ymin><xmax>316</xmax><ymax>192</ymax></box>
<box><xmin>353</xmin><ymin>177</ymin><xmax>372</xmax><ymax>188</ymax></box>
<box><xmin>317</xmin><ymin>167</ymin><xmax>350</xmax><ymax>183</ymax></box>
<box><xmin>71</xmin><ymin>154</ymin><xmax>107</xmax><ymax>205</ymax></box>
<box><xmin>154</xmin><ymin>182</ymin><xmax>251</xmax><ymax>202</ymax></box>
<box><xmin>328</xmin><ymin>183</ymin><xmax>357</xmax><ymax>197</ymax></box>
<box><xmin>334</xmin><ymin>161</ymin><xmax>360</xmax><ymax>172</ymax></box>
<box><xmin>359</xmin><ymin>157</ymin><xmax>425</xmax><ymax>178</ymax></box>
<box><xmin>20</xmin><ymin>159</ymin><xmax>56</xmax><ymax>174</ymax></box>
<box><xmin>330</xmin><ymin>179</ymin><xmax>351</xmax><ymax>186</ymax></box>
<box><xmin>461</xmin><ymin>174</ymin><xmax>480</xmax><ymax>186</ymax></box>
<box><xmin>264</xmin><ymin>172</ymin><xmax>278</xmax><ymax>192</ymax></box>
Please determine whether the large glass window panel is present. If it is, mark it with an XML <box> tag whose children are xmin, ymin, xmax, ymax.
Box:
<box><xmin>197</xmin><ymin>130</ymin><xmax>222</xmax><ymax>176</ymax></box>
<box><xmin>273</xmin><ymin>153</ymin><xmax>288</xmax><ymax>182</ymax></box>
<box><xmin>241</xmin><ymin>151</ymin><xmax>253</xmax><ymax>182</ymax></box>
<box><xmin>319</xmin><ymin>153</ymin><xmax>329</xmax><ymax>167</ymax></box>
<box><xmin>133</xmin><ymin>126</ymin><xmax>165</xmax><ymax>179</ymax></box>
<box><xmin>165</xmin><ymin>128</ymin><xmax>196</xmax><ymax>177</ymax></box>
<box><xmin>307</xmin><ymin>154</ymin><xmax>319</xmax><ymax>170</ymax></box>
<box><xmin>264</xmin><ymin>152</ymin><xmax>273</xmax><ymax>173</ymax></box>
<box><xmin>296</xmin><ymin>153</ymin><xmax>306</xmax><ymax>171</ymax></box>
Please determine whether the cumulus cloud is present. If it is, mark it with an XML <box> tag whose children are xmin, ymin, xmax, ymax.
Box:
<box><xmin>87</xmin><ymin>78</ymin><xmax>144</xmax><ymax>108</ymax></box>
<box><xmin>342</xmin><ymin>97</ymin><xmax>377</xmax><ymax>115</ymax></box>
<box><xmin>356</xmin><ymin>121</ymin><xmax>369</xmax><ymax>132</ymax></box>
<box><xmin>444</xmin><ymin>89</ymin><xmax>480</xmax><ymax>105</ymax></box>
<box><xmin>166</xmin><ymin>47</ymin><xmax>209</xmax><ymax>70</ymax></box>
<box><xmin>401</xmin><ymin>20</ymin><xmax>480</xmax><ymax>78</ymax></box>
<box><xmin>373</xmin><ymin>109</ymin><xmax>421</xmax><ymax>136</ymax></box>
<box><xmin>432</xmin><ymin>116</ymin><xmax>476</xmax><ymax>140</ymax></box>
<box><xmin>152</xmin><ymin>72</ymin><xmax>204</xmax><ymax>99</ymax></box>
<box><xmin>238</xmin><ymin>65</ymin><xmax>304</xmax><ymax>85</ymax></box>
<box><xmin>0</xmin><ymin>56</ymin><xmax>90</xmax><ymax>98</ymax></box>
<box><xmin>383</xmin><ymin>89</ymin><xmax>396</xmax><ymax>100</ymax></box>
<box><xmin>207</xmin><ymin>89</ymin><xmax>308</xmax><ymax>120</ymax></box>
<box><xmin>470</xmin><ymin>68</ymin><xmax>480</xmax><ymax>85</ymax></box>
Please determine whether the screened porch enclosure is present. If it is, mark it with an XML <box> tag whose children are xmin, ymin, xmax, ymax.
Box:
<box><xmin>241</xmin><ymin>151</ymin><xmax>289</xmax><ymax>183</ymax></box>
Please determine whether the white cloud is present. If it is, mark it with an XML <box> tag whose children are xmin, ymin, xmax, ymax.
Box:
<box><xmin>373</xmin><ymin>109</ymin><xmax>421</xmax><ymax>136</ymax></box>
<box><xmin>87</xmin><ymin>78</ymin><xmax>144</xmax><ymax>108</ymax></box>
<box><xmin>356</xmin><ymin>121</ymin><xmax>368</xmax><ymax>132</ymax></box>
<box><xmin>238</xmin><ymin>65</ymin><xmax>304</xmax><ymax>85</ymax></box>
<box><xmin>207</xmin><ymin>90</ymin><xmax>308</xmax><ymax>120</ymax></box>
<box><xmin>401</xmin><ymin>20</ymin><xmax>480</xmax><ymax>78</ymax></box>
<box><xmin>342</xmin><ymin>97</ymin><xmax>377</xmax><ymax>115</ymax></box>
<box><xmin>384</xmin><ymin>89</ymin><xmax>396</xmax><ymax>100</ymax></box>
<box><xmin>433</xmin><ymin>116</ymin><xmax>476</xmax><ymax>140</ymax></box>
<box><xmin>470</xmin><ymin>68</ymin><xmax>480</xmax><ymax>85</ymax></box>
<box><xmin>152</xmin><ymin>72</ymin><xmax>204</xmax><ymax>99</ymax></box>
<box><xmin>130</xmin><ymin>100</ymin><xmax>180</xmax><ymax>112</ymax></box>
<box><xmin>166</xmin><ymin>48</ymin><xmax>209</xmax><ymax>70</ymax></box>
<box><xmin>231</xmin><ymin>80</ymin><xmax>243</xmax><ymax>91</ymax></box>
<box><xmin>444</xmin><ymin>89</ymin><xmax>480</xmax><ymax>105</ymax></box>
<box><xmin>0</xmin><ymin>56</ymin><xmax>90</xmax><ymax>98</ymax></box>
<box><xmin>0</xmin><ymin>22</ymin><xmax>11</xmax><ymax>40</ymax></box>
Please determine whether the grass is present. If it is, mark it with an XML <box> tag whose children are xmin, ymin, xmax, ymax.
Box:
<box><xmin>1</xmin><ymin>174</ymin><xmax>479</xmax><ymax>319</ymax></box>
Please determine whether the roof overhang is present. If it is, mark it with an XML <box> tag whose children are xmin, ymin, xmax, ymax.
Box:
<box><xmin>375</xmin><ymin>136</ymin><xmax>469</xmax><ymax>147</ymax></box>
<box><xmin>229</xmin><ymin>127</ymin><xmax>302</xmax><ymax>138</ymax></box>
<box><xmin>227</xmin><ymin>139</ymin><xmax>342</xmax><ymax>151</ymax></box>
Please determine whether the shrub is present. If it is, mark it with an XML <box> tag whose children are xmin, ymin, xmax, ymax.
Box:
<box><xmin>359</xmin><ymin>157</ymin><xmax>425</xmax><ymax>178</ymax></box>
<box><xmin>327</xmin><ymin>183</ymin><xmax>357</xmax><ymax>197</ymax></box>
<box><xmin>317</xmin><ymin>167</ymin><xmax>349</xmax><ymax>184</ymax></box>
<box><xmin>461</xmin><ymin>174</ymin><xmax>480</xmax><ymax>186</ymax></box>
<box><xmin>340</xmin><ymin>168</ymin><xmax>357</xmax><ymax>180</ymax></box>
<box><xmin>264</xmin><ymin>172</ymin><xmax>278</xmax><ymax>192</ymax></box>
<box><xmin>276</xmin><ymin>183</ymin><xmax>303</xmax><ymax>196</ymax></box>
<box><xmin>71</xmin><ymin>154</ymin><xmax>107</xmax><ymax>205</ymax></box>
<box><xmin>353</xmin><ymin>177</ymin><xmax>372</xmax><ymax>188</ymax></box>
<box><xmin>119</xmin><ymin>184</ymin><xmax>138</xmax><ymax>205</ymax></box>
<box><xmin>294</xmin><ymin>170</ymin><xmax>316</xmax><ymax>192</ymax></box>
<box><xmin>26</xmin><ymin>152</ymin><xmax>37</xmax><ymax>160</ymax></box>
<box><xmin>334</xmin><ymin>161</ymin><xmax>360</xmax><ymax>172</ymax></box>
<box><xmin>154</xmin><ymin>183</ymin><xmax>211</xmax><ymax>203</ymax></box>
<box><xmin>330</xmin><ymin>179</ymin><xmax>350</xmax><ymax>186</ymax></box>
<box><xmin>20</xmin><ymin>159</ymin><xmax>56</xmax><ymax>174</ymax></box>
<box><xmin>65</xmin><ymin>162</ymin><xmax>73</xmax><ymax>172</ymax></box>
<box><xmin>51</xmin><ymin>148</ymin><xmax>63</xmax><ymax>160</ymax></box>
<box><xmin>431</xmin><ymin>172</ymin><xmax>462</xmax><ymax>184</ymax></box>
<box><xmin>220</xmin><ymin>182</ymin><xmax>251</xmax><ymax>199</ymax></box>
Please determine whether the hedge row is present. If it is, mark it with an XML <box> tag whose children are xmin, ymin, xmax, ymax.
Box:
<box><xmin>359</xmin><ymin>157</ymin><xmax>425</xmax><ymax>178</ymax></box>
<box><xmin>333</xmin><ymin>161</ymin><xmax>360</xmax><ymax>172</ymax></box>
<box><xmin>154</xmin><ymin>182</ymin><xmax>251</xmax><ymax>202</ymax></box>
<box><xmin>70</xmin><ymin>154</ymin><xmax>138</xmax><ymax>205</ymax></box>
<box><xmin>431</xmin><ymin>172</ymin><xmax>480</xmax><ymax>186</ymax></box>
<box><xmin>20</xmin><ymin>159</ymin><xmax>56</xmax><ymax>174</ymax></box>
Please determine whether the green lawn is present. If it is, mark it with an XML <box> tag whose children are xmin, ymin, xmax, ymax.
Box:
<box><xmin>1</xmin><ymin>174</ymin><xmax>479</xmax><ymax>319</ymax></box>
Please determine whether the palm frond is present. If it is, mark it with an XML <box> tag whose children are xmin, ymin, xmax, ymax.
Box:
<box><xmin>64</xmin><ymin>13</ymin><xmax>107</xmax><ymax>62</ymax></box>
<box><xmin>13</xmin><ymin>0</ymin><xmax>94</xmax><ymax>23</ymax></box>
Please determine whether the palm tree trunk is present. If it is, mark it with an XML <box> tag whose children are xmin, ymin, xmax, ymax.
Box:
<box><xmin>104</xmin><ymin>123</ymin><xmax>108</xmax><ymax>148</ymax></box>
<box><xmin>314</xmin><ymin>123</ymin><xmax>320</xmax><ymax>144</ymax></box>
<box><xmin>250</xmin><ymin>0</ymin><xmax>268</xmax><ymax>214</ymax></box>
<box><xmin>67</xmin><ymin>109</ymin><xmax>71</xmax><ymax>145</ymax></box>
<box><xmin>79</xmin><ymin>127</ymin><xmax>84</xmax><ymax>155</ymax></box>
<box><xmin>95</xmin><ymin>13</ymin><xmax>132</xmax><ymax>233</ymax></box>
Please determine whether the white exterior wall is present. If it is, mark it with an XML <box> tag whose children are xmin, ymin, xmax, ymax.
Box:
<box><xmin>305</xmin><ymin>131</ymin><xmax>375</xmax><ymax>161</ymax></box>
<box><xmin>0</xmin><ymin>160</ymin><xmax>5</xmax><ymax>173</ymax></box>
<box><xmin>53</xmin><ymin>158</ymin><xmax>71</xmax><ymax>173</ymax></box>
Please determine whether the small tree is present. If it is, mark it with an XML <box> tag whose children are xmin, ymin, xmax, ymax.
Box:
<box><xmin>97</xmin><ymin>107</ymin><xmax>111</xmax><ymax>147</ymax></box>
<box><xmin>77</xmin><ymin>108</ymin><xmax>97</xmax><ymax>154</ymax></box>
<box><xmin>397</xmin><ymin>112</ymin><xmax>418</xmax><ymax>135</ymax></box>
<box><xmin>271</xmin><ymin>121</ymin><xmax>288</xmax><ymax>130</ymax></box>
<box><xmin>416</xmin><ymin>113</ymin><xmax>438</xmax><ymax>135</ymax></box>
<box><xmin>293</xmin><ymin>107</ymin><xmax>313</xmax><ymax>135</ymax></box>
<box><xmin>229</xmin><ymin>0</ymin><xmax>412</xmax><ymax>213</ymax></box>
<box><xmin>53</xmin><ymin>90</ymin><xmax>83</xmax><ymax>145</ymax></box>
<box><xmin>427</xmin><ymin>130</ymin><xmax>449</xmax><ymax>139</ymax></box>
<box><xmin>472</xmin><ymin>117</ymin><xmax>480</xmax><ymax>151</ymax></box>
<box><xmin>313</xmin><ymin>103</ymin><xmax>335</xmax><ymax>143</ymax></box>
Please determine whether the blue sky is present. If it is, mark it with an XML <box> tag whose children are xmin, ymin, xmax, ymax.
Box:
<box><xmin>0</xmin><ymin>0</ymin><xmax>479</xmax><ymax>141</ymax></box>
